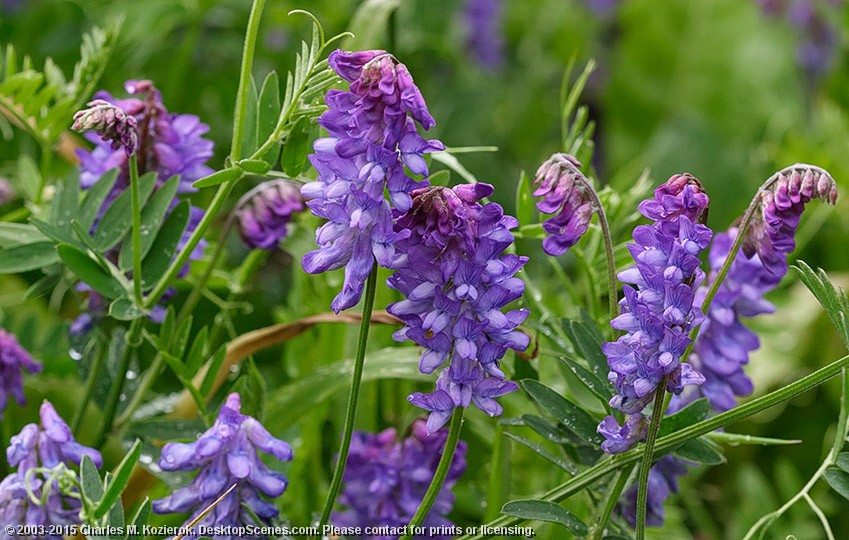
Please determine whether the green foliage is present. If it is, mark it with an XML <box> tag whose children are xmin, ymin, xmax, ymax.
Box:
<box><xmin>501</xmin><ymin>500</ymin><xmax>588</xmax><ymax>536</ymax></box>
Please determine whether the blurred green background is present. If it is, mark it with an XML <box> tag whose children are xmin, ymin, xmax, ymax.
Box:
<box><xmin>2</xmin><ymin>0</ymin><xmax>849</xmax><ymax>538</ymax></box>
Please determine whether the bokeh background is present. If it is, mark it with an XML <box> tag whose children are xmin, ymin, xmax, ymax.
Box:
<box><xmin>2</xmin><ymin>0</ymin><xmax>849</xmax><ymax>538</ymax></box>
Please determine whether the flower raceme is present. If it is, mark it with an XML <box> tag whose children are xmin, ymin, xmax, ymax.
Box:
<box><xmin>532</xmin><ymin>153</ymin><xmax>598</xmax><ymax>256</ymax></box>
<box><xmin>388</xmin><ymin>183</ymin><xmax>529</xmax><ymax>433</ymax></box>
<box><xmin>152</xmin><ymin>393</ymin><xmax>293</xmax><ymax>536</ymax></box>
<box><xmin>302</xmin><ymin>49</ymin><xmax>444</xmax><ymax>313</ymax></box>
<box><xmin>599</xmin><ymin>174</ymin><xmax>712</xmax><ymax>454</ymax></box>
<box><xmin>236</xmin><ymin>180</ymin><xmax>305</xmax><ymax>250</ymax></box>
<box><xmin>333</xmin><ymin>420</ymin><xmax>467</xmax><ymax>538</ymax></box>
<box><xmin>0</xmin><ymin>401</ymin><xmax>102</xmax><ymax>536</ymax></box>
<box><xmin>0</xmin><ymin>329</ymin><xmax>41</xmax><ymax>420</ymax></box>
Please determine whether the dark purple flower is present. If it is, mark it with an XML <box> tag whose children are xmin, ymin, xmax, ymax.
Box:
<box><xmin>303</xmin><ymin>50</ymin><xmax>444</xmax><ymax>313</ymax></box>
<box><xmin>744</xmin><ymin>165</ymin><xmax>837</xmax><ymax>277</ymax></box>
<box><xmin>333</xmin><ymin>419</ymin><xmax>467</xmax><ymax>539</ymax></box>
<box><xmin>620</xmin><ymin>456</ymin><xmax>689</xmax><ymax>528</ymax></box>
<box><xmin>462</xmin><ymin>0</ymin><xmax>506</xmax><ymax>71</ymax></box>
<box><xmin>388</xmin><ymin>184</ymin><xmax>528</xmax><ymax>433</ymax></box>
<box><xmin>532</xmin><ymin>154</ymin><xmax>597</xmax><ymax>256</ymax></box>
<box><xmin>0</xmin><ymin>329</ymin><xmax>41</xmax><ymax>420</ymax></box>
<box><xmin>599</xmin><ymin>174</ymin><xmax>712</xmax><ymax>454</ymax></box>
<box><xmin>71</xmin><ymin>99</ymin><xmax>138</xmax><ymax>156</ymax></box>
<box><xmin>236</xmin><ymin>180</ymin><xmax>305</xmax><ymax>250</ymax></box>
<box><xmin>0</xmin><ymin>401</ymin><xmax>102</xmax><ymax>534</ymax></box>
<box><xmin>153</xmin><ymin>393</ymin><xmax>293</xmax><ymax>538</ymax></box>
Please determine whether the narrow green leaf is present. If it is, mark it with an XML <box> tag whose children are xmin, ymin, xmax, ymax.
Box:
<box><xmin>344</xmin><ymin>0</ymin><xmax>402</xmax><ymax>50</ymax></box>
<box><xmin>236</xmin><ymin>159</ymin><xmax>272</xmax><ymax>174</ymax></box>
<box><xmin>231</xmin><ymin>358</ymin><xmax>267</xmax><ymax>420</ymax></box>
<box><xmin>562</xmin><ymin>319</ymin><xmax>608</xmax><ymax>381</ymax></box>
<box><xmin>185</xmin><ymin>327</ymin><xmax>210</xmax><ymax>375</ymax></box>
<box><xmin>140</xmin><ymin>201</ymin><xmax>190</xmax><ymax>290</ymax></box>
<box><xmin>108</xmin><ymin>298</ymin><xmax>143</xmax><ymax>321</ymax></box>
<box><xmin>30</xmin><ymin>217</ymin><xmax>78</xmax><ymax>245</ymax></box>
<box><xmin>503</xmin><ymin>431</ymin><xmax>576</xmax><ymax>474</ymax></box>
<box><xmin>50</xmin><ymin>173</ymin><xmax>79</xmax><ymax>230</ymax></box>
<box><xmin>15</xmin><ymin>154</ymin><xmax>41</xmax><ymax>200</ymax></box>
<box><xmin>199</xmin><ymin>344</ymin><xmax>228</xmax><ymax>397</ymax></box>
<box><xmin>522</xmin><ymin>379</ymin><xmax>603</xmax><ymax>446</ymax></box>
<box><xmin>118</xmin><ymin>175</ymin><xmax>181</xmax><ymax>270</ymax></box>
<box><xmin>80</xmin><ymin>455</ymin><xmax>104</xmax><ymax>502</ymax></box>
<box><xmin>658</xmin><ymin>398</ymin><xmax>710</xmax><ymax>437</ymax></box>
<box><xmin>162</xmin><ymin>351</ymin><xmax>190</xmax><ymax>380</ymax></box>
<box><xmin>0</xmin><ymin>242</ymin><xmax>57</xmax><ymax>273</ymax></box>
<box><xmin>241</xmin><ymin>76</ymin><xmax>259</xmax><ymax>156</ymax></box>
<box><xmin>502</xmin><ymin>500</ymin><xmax>589</xmax><ymax>536</ymax></box>
<box><xmin>521</xmin><ymin>414</ymin><xmax>575</xmax><ymax>445</ymax></box>
<box><xmin>78</xmin><ymin>169</ymin><xmax>119</xmax><ymax>230</ymax></box>
<box><xmin>280</xmin><ymin>116</ymin><xmax>311</xmax><ymax>176</ymax></box>
<box><xmin>673</xmin><ymin>437</ymin><xmax>725</xmax><ymax>465</ymax></box>
<box><xmin>129</xmin><ymin>498</ymin><xmax>151</xmax><ymax>531</ymax></box>
<box><xmin>24</xmin><ymin>271</ymin><xmax>60</xmax><ymax>299</ymax></box>
<box><xmin>93</xmin><ymin>172</ymin><xmax>157</xmax><ymax>251</ymax></box>
<box><xmin>559</xmin><ymin>356</ymin><xmax>612</xmax><ymax>402</ymax></box>
<box><xmin>706</xmin><ymin>432</ymin><xmax>801</xmax><ymax>447</ymax></box>
<box><xmin>93</xmin><ymin>440</ymin><xmax>141</xmax><ymax>519</ymax></box>
<box><xmin>158</xmin><ymin>306</ymin><xmax>176</xmax><ymax>349</ymax></box>
<box><xmin>515</xmin><ymin>171</ymin><xmax>534</xmax><ymax>227</ymax></box>
<box><xmin>258</xmin><ymin>71</ymin><xmax>282</xmax><ymax>164</ymax></box>
<box><xmin>57</xmin><ymin>243</ymin><xmax>126</xmax><ymax>299</ymax></box>
<box><xmin>193</xmin><ymin>167</ymin><xmax>243</xmax><ymax>189</ymax></box>
<box><xmin>171</xmin><ymin>315</ymin><xmax>193</xmax><ymax>358</ymax></box>
<box><xmin>0</xmin><ymin>222</ymin><xmax>45</xmax><ymax>247</ymax></box>
<box><xmin>824</xmin><ymin>467</ymin><xmax>849</xmax><ymax>500</ymax></box>
<box><xmin>836</xmin><ymin>452</ymin><xmax>849</xmax><ymax>473</ymax></box>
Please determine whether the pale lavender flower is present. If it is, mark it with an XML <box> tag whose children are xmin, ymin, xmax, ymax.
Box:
<box><xmin>0</xmin><ymin>401</ymin><xmax>102</xmax><ymax>534</ymax></box>
<box><xmin>153</xmin><ymin>393</ymin><xmax>293</xmax><ymax>537</ymax></box>
<box><xmin>333</xmin><ymin>419</ymin><xmax>467</xmax><ymax>538</ymax></box>
<box><xmin>302</xmin><ymin>50</ymin><xmax>444</xmax><ymax>313</ymax></box>
<box><xmin>599</xmin><ymin>174</ymin><xmax>712</xmax><ymax>454</ymax></box>
<box><xmin>0</xmin><ymin>329</ymin><xmax>41</xmax><ymax>420</ymax></box>
<box><xmin>71</xmin><ymin>99</ymin><xmax>138</xmax><ymax>156</ymax></box>
<box><xmin>389</xmin><ymin>183</ymin><xmax>528</xmax><ymax>433</ymax></box>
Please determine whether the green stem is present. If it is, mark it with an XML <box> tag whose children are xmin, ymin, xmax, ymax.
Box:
<box><xmin>591</xmin><ymin>464</ymin><xmax>633</xmax><ymax>540</ymax></box>
<box><xmin>485</xmin><ymin>423</ymin><xmax>511</xmax><ymax>522</ymax></box>
<box><xmin>230</xmin><ymin>0</ymin><xmax>267</xmax><ymax>162</ymax></box>
<box><xmin>71</xmin><ymin>337</ymin><xmax>108</xmax><ymax>435</ymax></box>
<box><xmin>456</xmin><ymin>352</ymin><xmax>849</xmax><ymax>539</ymax></box>
<box><xmin>128</xmin><ymin>154</ymin><xmax>143</xmax><ymax>305</ymax></box>
<box><xmin>93</xmin><ymin>320</ymin><xmax>143</xmax><ymax>447</ymax></box>
<box><xmin>400</xmin><ymin>408</ymin><xmax>465</xmax><ymax>539</ymax></box>
<box><xmin>636</xmin><ymin>381</ymin><xmax>667</xmax><ymax>540</ymax></box>
<box><xmin>34</xmin><ymin>141</ymin><xmax>53</xmax><ymax>204</ymax></box>
<box><xmin>316</xmin><ymin>263</ymin><xmax>379</xmax><ymax>532</ymax></box>
<box><xmin>178</xmin><ymin>220</ymin><xmax>233</xmax><ymax>321</ymax></box>
<box><xmin>114</xmin><ymin>352</ymin><xmax>165</xmax><ymax>428</ymax></box>
<box><xmin>0</xmin><ymin>417</ymin><xmax>9</xmax><ymax>477</ymax></box>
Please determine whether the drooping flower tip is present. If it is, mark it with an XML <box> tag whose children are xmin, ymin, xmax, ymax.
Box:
<box><xmin>0</xmin><ymin>329</ymin><xmax>42</xmax><ymax>420</ymax></box>
<box><xmin>333</xmin><ymin>419</ymin><xmax>467</xmax><ymax>537</ymax></box>
<box><xmin>532</xmin><ymin>153</ymin><xmax>597</xmax><ymax>256</ymax></box>
<box><xmin>72</xmin><ymin>99</ymin><xmax>138</xmax><ymax>156</ymax></box>
<box><xmin>153</xmin><ymin>393</ymin><xmax>292</xmax><ymax>530</ymax></box>
<box><xmin>638</xmin><ymin>172</ymin><xmax>710</xmax><ymax>224</ymax></box>
<box><xmin>237</xmin><ymin>180</ymin><xmax>305</xmax><ymax>250</ymax></box>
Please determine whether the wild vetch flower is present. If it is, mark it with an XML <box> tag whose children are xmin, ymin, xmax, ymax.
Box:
<box><xmin>153</xmin><ymin>393</ymin><xmax>293</xmax><ymax>534</ymax></box>
<box><xmin>0</xmin><ymin>177</ymin><xmax>16</xmax><ymax>205</ymax></box>
<box><xmin>0</xmin><ymin>401</ymin><xmax>102</xmax><ymax>533</ymax></box>
<box><xmin>71</xmin><ymin>99</ymin><xmax>138</xmax><ymax>156</ymax></box>
<box><xmin>0</xmin><ymin>329</ymin><xmax>42</xmax><ymax>420</ymax></box>
<box><xmin>744</xmin><ymin>164</ymin><xmax>838</xmax><ymax>278</ymax></box>
<box><xmin>388</xmin><ymin>183</ymin><xmax>529</xmax><ymax>433</ymax></box>
<box><xmin>333</xmin><ymin>419</ymin><xmax>467</xmax><ymax>538</ymax></box>
<box><xmin>620</xmin><ymin>456</ymin><xmax>688</xmax><ymax>528</ymax></box>
<box><xmin>462</xmin><ymin>0</ymin><xmax>506</xmax><ymax>71</ymax></box>
<box><xmin>302</xmin><ymin>50</ymin><xmax>444</xmax><ymax>312</ymax></box>
<box><xmin>598</xmin><ymin>174</ymin><xmax>712</xmax><ymax>454</ymax></box>
<box><xmin>236</xmin><ymin>180</ymin><xmax>305</xmax><ymax>250</ymax></box>
<box><xmin>533</xmin><ymin>153</ymin><xmax>597</xmax><ymax>256</ymax></box>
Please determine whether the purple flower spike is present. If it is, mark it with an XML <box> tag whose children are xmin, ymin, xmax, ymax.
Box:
<box><xmin>152</xmin><ymin>393</ymin><xmax>293</xmax><ymax>536</ymax></box>
<box><xmin>71</xmin><ymin>99</ymin><xmax>138</xmax><ymax>156</ymax></box>
<box><xmin>333</xmin><ymin>419</ymin><xmax>467</xmax><ymax>538</ymax></box>
<box><xmin>462</xmin><ymin>0</ymin><xmax>506</xmax><ymax>71</ymax></box>
<box><xmin>0</xmin><ymin>329</ymin><xmax>41</xmax><ymax>420</ymax></box>
<box><xmin>532</xmin><ymin>154</ymin><xmax>598</xmax><ymax>256</ymax></box>
<box><xmin>236</xmin><ymin>180</ymin><xmax>305</xmax><ymax>250</ymax></box>
<box><xmin>744</xmin><ymin>165</ymin><xmax>838</xmax><ymax>278</ymax></box>
<box><xmin>0</xmin><ymin>401</ymin><xmax>102</xmax><ymax>535</ymax></box>
<box><xmin>599</xmin><ymin>174</ymin><xmax>712</xmax><ymax>454</ymax></box>
<box><xmin>303</xmin><ymin>50</ymin><xmax>443</xmax><ymax>312</ymax></box>
<box><xmin>389</xmin><ymin>184</ymin><xmax>528</xmax><ymax>431</ymax></box>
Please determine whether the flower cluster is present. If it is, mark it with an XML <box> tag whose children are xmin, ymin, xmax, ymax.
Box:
<box><xmin>462</xmin><ymin>0</ymin><xmax>506</xmax><ymax>71</ymax></box>
<box><xmin>72</xmin><ymin>80</ymin><xmax>215</xmax><ymax>331</ymax></box>
<box><xmin>71</xmin><ymin>99</ymin><xmax>138</xmax><ymax>156</ymax></box>
<box><xmin>598</xmin><ymin>174</ymin><xmax>712</xmax><ymax>454</ymax></box>
<box><xmin>532</xmin><ymin>153</ymin><xmax>597</xmax><ymax>256</ymax></box>
<box><xmin>302</xmin><ymin>49</ymin><xmax>444</xmax><ymax>313</ymax></box>
<box><xmin>153</xmin><ymin>393</ymin><xmax>293</xmax><ymax>536</ymax></box>
<box><xmin>236</xmin><ymin>180</ymin><xmax>305</xmax><ymax>250</ymax></box>
<box><xmin>333</xmin><ymin>419</ymin><xmax>467</xmax><ymax>538</ymax></box>
<box><xmin>0</xmin><ymin>401</ymin><xmax>102</xmax><ymax>535</ymax></box>
<box><xmin>387</xmin><ymin>183</ymin><xmax>529</xmax><ymax>433</ymax></box>
<box><xmin>0</xmin><ymin>329</ymin><xmax>41</xmax><ymax>420</ymax></box>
